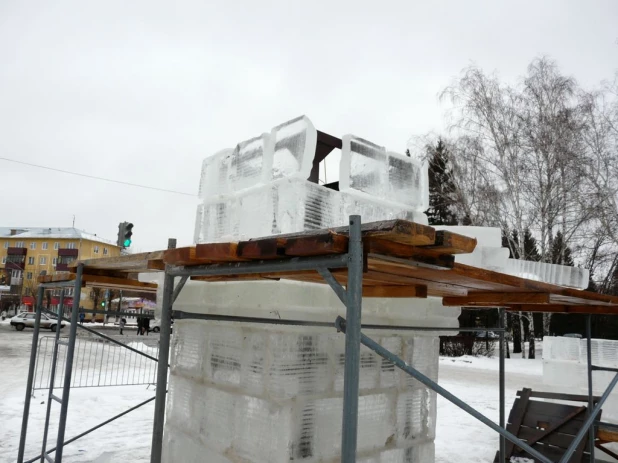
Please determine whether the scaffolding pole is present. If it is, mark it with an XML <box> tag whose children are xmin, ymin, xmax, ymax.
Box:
<box><xmin>587</xmin><ymin>315</ymin><xmax>595</xmax><ymax>462</ymax></box>
<box><xmin>54</xmin><ymin>263</ymin><xmax>83</xmax><ymax>462</ymax></box>
<box><xmin>340</xmin><ymin>215</ymin><xmax>363</xmax><ymax>463</ymax></box>
<box><xmin>151</xmin><ymin>239</ymin><xmax>176</xmax><ymax>463</ymax></box>
<box><xmin>499</xmin><ymin>307</ymin><xmax>505</xmax><ymax>462</ymax></box>
<box><xmin>17</xmin><ymin>285</ymin><xmax>45</xmax><ymax>463</ymax></box>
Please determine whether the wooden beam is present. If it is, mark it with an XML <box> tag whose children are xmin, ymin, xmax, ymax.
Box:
<box><xmin>163</xmin><ymin>247</ymin><xmax>199</xmax><ymax>266</ymax></box>
<box><xmin>70</xmin><ymin>251</ymin><xmax>165</xmax><ymax>272</ymax></box>
<box><xmin>284</xmin><ymin>233</ymin><xmax>348</xmax><ymax>257</ymax></box>
<box><xmin>362</xmin><ymin>285</ymin><xmax>427</xmax><ymax>298</ymax></box>
<box><xmin>195</xmin><ymin>242</ymin><xmax>247</xmax><ymax>262</ymax></box>
<box><xmin>425</xmin><ymin>230</ymin><xmax>477</xmax><ymax>254</ymax></box>
<box><xmin>82</xmin><ymin>274</ymin><xmax>157</xmax><ymax>291</ymax></box>
<box><xmin>366</xmin><ymin>239</ymin><xmax>455</xmax><ymax>268</ymax></box>
<box><xmin>442</xmin><ymin>292</ymin><xmax>551</xmax><ymax>307</ymax></box>
<box><xmin>38</xmin><ymin>273</ymin><xmax>76</xmax><ymax>283</ymax></box>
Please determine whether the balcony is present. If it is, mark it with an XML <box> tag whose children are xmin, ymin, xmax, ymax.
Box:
<box><xmin>5</xmin><ymin>252</ymin><xmax>26</xmax><ymax>271</ymax></box>
<box><xmin>57</xmin><ymin>249</ymin><xmax>78</xmax><ymax>257</ymax></box>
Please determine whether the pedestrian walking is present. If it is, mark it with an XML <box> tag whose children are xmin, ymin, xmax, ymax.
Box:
<box><xmin>79</xmin><ymin>312</ymin><xmax>85</xmax><ymax>325</ymax></box>
<box><xmin>136</xmin><ymin>317</ymin><xmax>143</xmax><ymax>336</ymax></box>
<box><xmin>1</xmin><ymin>310</ymin><xmax>6</xmax><ymax>321</ymax></box>
<box><xmin>119</xmin><ymin>317</ymin><xmax>126</xmax><ymax>335</ymax></box>
<box><xmin>143</xmin><ymin>317</ymin><xmax>150</xmax><ymax>336</ymax></box>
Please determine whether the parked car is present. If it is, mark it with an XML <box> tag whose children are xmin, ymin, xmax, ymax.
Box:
<box><xmin>150</xmin><ymin>317</ymin><xmax>173</xmax><ymax>333</ymax></box>
<box><xmin>10</xmin><ymin>312</ymin><xmax>67</xmax><ymax>332</ymax></box>
<box><xmin>475</xmin><ymin>330</ymin><xmax>499</xmax><ymax>339</ymax></box>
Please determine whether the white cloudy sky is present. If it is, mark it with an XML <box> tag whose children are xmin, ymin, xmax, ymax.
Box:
<box><xmin>1</xmin><ymin>1</ymin><xmax>616</xmax><ymax>251</ymax></box>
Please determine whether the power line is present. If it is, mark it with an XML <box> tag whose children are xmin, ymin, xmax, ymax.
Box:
<box><xmin>0</xmin><ymin>157</ymin><xmax>196</xmax><ymax>197</ymax></box>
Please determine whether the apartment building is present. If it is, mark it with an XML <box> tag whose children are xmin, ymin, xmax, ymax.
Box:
<box><xmin>0</xmin><ymin>227</ymin><xmax>121</xmax><ymax>312</ymax></box>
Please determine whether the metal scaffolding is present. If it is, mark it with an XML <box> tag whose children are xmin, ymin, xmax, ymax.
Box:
<box><xmin>16</xmin><ymin>214</ymin><xmax>618</xmax><ymax>463</ymax></box>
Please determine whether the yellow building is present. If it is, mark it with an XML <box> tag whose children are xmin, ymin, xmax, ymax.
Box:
<box><xmin>0</xmin><ymin>227</ymin><xmax>122</xmax><ymax>313</ymax></box>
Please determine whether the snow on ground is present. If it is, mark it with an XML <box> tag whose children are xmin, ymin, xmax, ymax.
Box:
<box><xmin>0</xmin><ymin>324</ymin><xmax>546</xmax><ymax>462</ymax></box>
<box><xmin>435</xmin><ymin>345</ymin><xmax>544</xmax><ymax>463</ymax></box>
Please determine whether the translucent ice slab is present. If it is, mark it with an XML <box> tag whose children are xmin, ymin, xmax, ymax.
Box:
<box><xmin>340</xmin><ymin>135</ymin><xmax>428</xmax><ymax>210</ymax></box>
<box><xmin>271</xmin><ymin>115</ymin><xmax>317</xmax><ymax>180</ymax></box>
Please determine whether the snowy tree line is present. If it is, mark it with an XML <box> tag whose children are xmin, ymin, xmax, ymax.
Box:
<box><xmin>412</xmin><ymin>57</ymin><xmax>618</xmax><ymax>356</ymax></box>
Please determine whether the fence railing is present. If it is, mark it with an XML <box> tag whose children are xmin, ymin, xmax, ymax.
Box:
<box><xmin>33</xmin><ymin>335</ymin><xmax>159</xmax><ymax>390</ymax></box>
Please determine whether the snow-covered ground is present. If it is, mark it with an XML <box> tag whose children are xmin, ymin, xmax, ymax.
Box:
<box><xmin>0</xmin><ymin>323</ymin><xmax>544</xmax><ymax>463</ymax></box>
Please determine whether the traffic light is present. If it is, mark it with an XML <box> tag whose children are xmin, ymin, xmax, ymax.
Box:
<box><xmin>101</xmin><ymin>301</ymin><xmax>105</xmax><ymax>307</ymax></box>
<box><xmin>117</xmin><ymin>222</ymin><xmax>134</xmax><ymax>248</ymax></box>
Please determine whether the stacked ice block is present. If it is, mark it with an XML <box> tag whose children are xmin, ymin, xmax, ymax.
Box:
<box><xmin>194</xmin><ymin>115</ymin><xmax>428</xmax><ymax>243</ymax></box>
<box><xmin>163</xmin><ymin>321</ymin><xmax>438</xmax><ymax>463</ymax></box>
<box><xmin>434</xmin><ymin>226</ymin><xmax>590</xmax><ymax>289</ymax></box>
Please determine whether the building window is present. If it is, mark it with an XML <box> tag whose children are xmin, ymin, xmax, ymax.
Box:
<box><xmin>16</xmin><ymin>241</ymin><xmax>24</xmax><ymax>248</ymax></box>
<box><xmin>54</xmin><ymin>242</ymin><xmax>59</xmax><ymax>250</ymax></box>
<box><xmin>40</xmin><ymin>256</ymin><xmax>47</xmax><ymax>265</ymax></box>
<box><xmin>42</xmin><ymin>242</ymin><xmax>48</xmax><ymax>250</ymax></box>
<box><xmin>26</xmin><ymin>272</ymin><xmax>33</xmax><ymax>280</ymax></box>
<box><xmin>30</xmin><ymin>242</ymin><xmax>36</xmax><ymax>250</ymax></box>
<box><xmin>65</xmin><ymin>287</ymin><xmax>74</xmax><ymax>297</ymax></box>
<box><xmin>66</xmin><ymin>242</ymin><xmax>76</xmax><ymax>249</ymax></box>
<box><xmin>11</xmin><ymin>270</ymin><xmax>22</xmax><ymax>278</ymax></box>
<box><xmin>28</xmin><ymin>257</ymin><xmax>35</xmax><ymax>265</ymax></box>
<box><xmin>53</xmin><ymin>257</ymin><xmax>57</xmax><ymax>266</ymax></box>
<box><xmin>103</xmin><ymin>247</ymin><xmax>108</xmax><ymax>255</ymax></box>
<box><xmin>3</xmin><ymin>241</ymin><xmax>8</xmax><ymax>249</ymax></box>
<box><xmin>93</xmin><ymin>246</ymin><xmax>99</xmax><ymax>254</ymax></box>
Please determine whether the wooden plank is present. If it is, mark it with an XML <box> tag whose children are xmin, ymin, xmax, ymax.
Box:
<box><xmin>362</xmin><ymin>285</ymin><xmax>427</xmax><ymax>298</ymax></box>
<box><xmin>284</xmin><ymin>233</ymin><xmax>348</xmax><ymax>257</ymax></box>
<box><xmin>360</xmin><ymin>220</ymin><xmax>436</xmax><ymax>246</ymax></box>
<box><xmin>237</xmin><ymin>238</ymin><xmax>284</xmax><ymax>260</ymax></box>
<box><xmin>366</xmin><ymin>238</ymin><xmax>455</xmax><ymax>268</ymax></box>
<box><xmin>38</xmin><ymin>273</ymin><xmax>77</xmax><ymax>283</ymax></box>
<box><xmin>82</xmin><ymin>274</ymin><xmax>157</xmax><ymax>291</ymax></box>
<box><xmin>259</xmin><ymin>219</ymin><xmax>436</xmax><ymax>246</ymax></box>
<box><xmin>163</xmin><ymin>247</ymin><xmax>202</xmax><ymax>266</ymax></box>
<box><xmin>146</xmin><ymin>259</ymin><xmax>166</xmax><ymax>271</ymax></box>
<box><xmin>442</xmin><ymin>292</ymin><xmax>551</xmax><ymax>307</ymax></box>
<box><xmin>517</xmin><ymin>426</ymin><xmax>577</xmax><ymax>449</ymax></box>
<box><xmin>505</xmin><ymin>388</ymin><xmax>532</xmax><ymax>458</ymax></box>
<box><xmin>195</xmin><ymin>242</ymin><xmax>247</xmax><ymax>262</ymax></box>
<box><xmin>521</xmin><ymin>390</ymin><xmax>601</xmax><ymax>403</ymax></box>
<box><xmin>524</xmin><ymin>406</ymin><xmax>586</xmax><ymax>446</ymax></box>
<box><xmin>425</xmin><ymin>230</ymin><xmax>477</xmax><ymax>254</ymax></box>
<box><xmin>597</xmin><ymin>427</ymin><xmax>618</xmax><ymax>443</ymax></box>
<box><xmin>70</xmin><ymin>251</ymin><xmax>165</xmax><ymax>272</ymax></box>
<box><xmin>190</xmin><ymin>275</ymin><xmax>279</xmax><ymax>282</ymax></box>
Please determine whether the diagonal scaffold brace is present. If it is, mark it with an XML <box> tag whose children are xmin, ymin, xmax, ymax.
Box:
<box><xmin>334</xmin><ymin>315</ymin><xmax>554</xmax><ymax>463</ymax></box>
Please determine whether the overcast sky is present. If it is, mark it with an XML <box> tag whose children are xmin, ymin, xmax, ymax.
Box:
<box><xmin>1</xmin><ymin>1</ymin><xmax>616</xmax><ymax>251</ymax></box>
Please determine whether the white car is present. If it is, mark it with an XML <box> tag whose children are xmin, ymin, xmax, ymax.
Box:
<box><xmin>10</xmin><ymin>312</ymin><xmax>67</xmax><ymax>332</ymax></box>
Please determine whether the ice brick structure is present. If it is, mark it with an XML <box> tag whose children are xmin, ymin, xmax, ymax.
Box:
<box><xmin>161</xmin><ymin>116</ymin><xmax>448</xmax><ymax>462</ymax></box>
<box><xmin>543</xmin><ymin>336</ymin><xmax>618</xmax><ymax>423</ymax></box>
<box><xmin>433</xmin><ymin>226</ymin><xmax>590</xmax><ymax>289</ymax></box>
<box><xmin>163</xmin><ymin>322</ymin><xmax>438</xmax><ymax>463</ymax></box>
<box><xmin>194</xmin><ymin>116</ymin><xmax>429</xmax><ymax>244</ymax></box>
<box><xmin>165</xmin><ymin>116</ymin><xmax>592</xmax><ymax>462</ymax></box>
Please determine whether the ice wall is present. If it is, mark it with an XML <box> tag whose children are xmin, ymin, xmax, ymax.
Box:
<box><xmin>163</xmin><ymin>321</ymin><xmax>437</xmax><ymax>463</ymax></box>
<box><xmin>165</xmin><ymin>116</ymin><xmax>451</xmax><ymax>463</ymax></box>
<box><xmin>543</xmin><ymin>336</ymin><xmax>618</xmax><ymax>423</ymax></box>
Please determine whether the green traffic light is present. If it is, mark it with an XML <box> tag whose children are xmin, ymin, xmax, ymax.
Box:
<box><xmin>101</xmin><ymin>301</ymin><xmax>105</xmax><ymax>307</ymax></box>
<box><xmin>123</xmin><ymin>239</ymin><xmax>132</xmax><ymax>247</ymax></box>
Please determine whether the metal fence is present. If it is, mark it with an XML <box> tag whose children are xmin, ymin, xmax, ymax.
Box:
<box><xmin>33</xmin><ymin>335</ymin><xmax>159</xmax><ymax>390</ymax></box>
